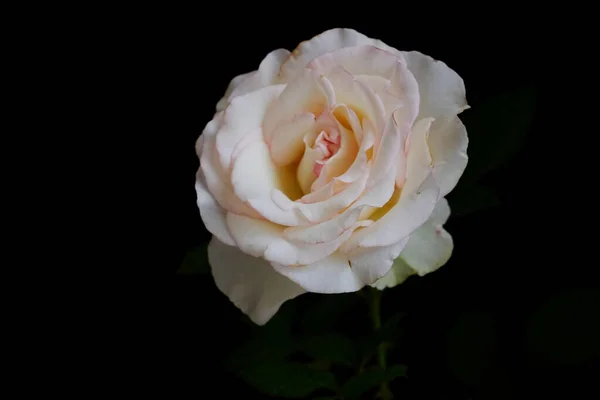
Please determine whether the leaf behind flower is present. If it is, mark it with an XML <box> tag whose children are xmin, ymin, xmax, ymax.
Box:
<box><xmin>341</xmin><ymin>364</ymin><xmax>408</xmax><ymax>398</ymax></box>
<box><xmin>238</xmin><ymin>362</ymin><xmax>337</xmax><ymax>398</ymax></box>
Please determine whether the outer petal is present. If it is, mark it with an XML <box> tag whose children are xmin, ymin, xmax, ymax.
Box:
<box><xmin>278</xmin><ymin>28</ymin><xmax>405</xmax><ymax>82</ymax></box>
<box><xmin>199</xmin><ymin>113</ymin><xmax>261</xmax><ymax>218</ymax></box>
<box><xmin>371</xmin><ymin>257</ymin><xmax>416</xmax><ymax>290</ymax></box>
<box><xmin>371</xmin><ymin>198</ymin><xmax>453</xmax><ymax>289</ymax></box>
<box><xmin>195</xmin><ymin>135</ymin><xmax>235</xmax><ymax>245</ymax></box>
<box><xmin>340</xmin><ymin>173</ymin><xmax>439</xmax><ymax>252</ymax></box>
<box><xmin>226</xmin><ymin>213</ymin><xmax>368</xmax><ymax>266</ymax></box>
<box><xmin>403</xmin><ymin>51</ymin><xmax>468</xmax><ymax>120</ymax></box>
<box><xmin>427</xmin><ymin>115</ymin><xmax>469</xmax><ymax>198</ymax></box>
<box><xmin>399</xmin><ymin>198</ymin><xmax>453</xmax><ymax>276</ymax></box>
<box><xmin>216</xmin><ymin>49</ymin><xmax>291</xmax><ymax>112</ymax></box>
<box><xmin>271</xmin><ymin>238</ymin><xmax>408</xmax><ymax>294</ymax></box>
<box><xmin>208</xmin><ymin>237</ymin><xmax>305</xmax><ymax>326</ymax></box>
<box><xmin>216</xmin><ymin>85</ymin><xmax>285</xmax><ymax>172</ymax></box>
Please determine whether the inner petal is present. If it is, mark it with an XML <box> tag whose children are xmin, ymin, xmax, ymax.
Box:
<box><xmin>296</xmin><ymin>110</ymin><xmax>359</xmax><ymax>194</ymax></box>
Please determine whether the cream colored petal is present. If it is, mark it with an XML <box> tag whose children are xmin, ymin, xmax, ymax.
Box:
<box><xmin>231</xmin><ymin>139</ymin><xmax>303</xmax><ymax>209</ymax></box>
<box><xmin>399</xmin><ymin>198</ymin><xmax>453</xmax><ymax>276</ymax></box>
<box><xmin>216</xmin><ymin>71</ymin><xmax>253</xmax><ymax>112</ymax></box>
<box><xmin>270</xmin><ymin>112</ymin><xmax>316</xmax><ymax>166</ymax></box>
<box><xmin>209</xmin><ymin>237</ymin><xmax>305</xmax><ymax>326</ymax></box>
<box><xmin>370</xmin><ymin>198</ymin><xmax>452</xmax><ymax>290</ymax></box>
<box><xmin>226</xmin><ymin>213</ymin><xmax>366</xmax><ymax>266</ymax></box>
<box><xmin>195</xmin><ymin>136</ymin><xmax>235</xmax><ymax>245</ymax></box>
<box><xmin>283</xmin><ymin>207</ymin><xmax>366</xmax><ymax>245</ymax></box>
<box><xmin>326</xmin><ymin>66</ymin><xmax>386</xmax><ymax>134</ymax></box>
<box><xmin>346</xmin><ymin>119</ymin><xmax>441</xmax><ymax>249</ymax></box>
<box><xmin>308</xmin><ymin>45</ymin><xmax>420</xmax><ymax>132</ymax></box>
<box><xmin>263</xmin><ymin>70</ymin><xmax>335</xmax><ymax>144</ymax></box>
<box><xmin>271</xmin><ymin>252</ymin><xmax>364</xmax><ymax>293</ymax></box>
<box><xmin>216</xmin><ymin>49</ymin><xmax>290</xmax><ymax>112</ymax></box>
<box><xmin>199</xmin><ymin>113</ymin><xmax>261</xmax><ymax>218</ymax></box>
<box><xmin>310</xmin><ymin>115</ymin><xmax>359</xmax><ymax>191</ymax></box>
<box><xmin>427</xmin><ymin>115</ymin><xmax>469</xmax><ymax>198</ymax></box>
<box><xmin>230</xmin><ymin>134</ymin><xmax>368</xmax><ymax>226</ymax></box>
<box><xmin>346</xmin><ymin>237</ymin><xmax>410</xmax><ymax>287</ymax></box>
<box><xmin>297</xmin><ymin>140</ymin><xmax>324</xmax><ymax>194</ymax></box>
<box><xmin>403</xmin><ymin>51</ymin><xmax>468</xmax><ymax>120</ymax></box>
<box><xmin>271</xmin><ymin>237</ymin><xmax>407</xmax><ymax>294</ymax></box>
<box><xmin>341</xmin><ymin>173</ymin><xmax>439</xmax><ymax>252</ymax></box>
<box><xmin>370</xmin><ymin>257</ymin><xmax>416</xmax><ymax>290</ymax></box>
<box><xmin>367</xmin><ymin>114</ymin><xmax>403</xmax><ymax>188</ymax></box>
<box><xmin>333</xmin><ymin>104</ymin><xmax>363</xmax><ymax>143</ymax></box>
<box><xmin>279</xmin><ymin>28</ymin><xmax>405</xmax><ymax>82</ymax></box>
<box><xmin>216</xmin><ymin>85</ymin><xmax>285</xmax><ymax>172</ymax></box>
<box><xmin>298</xmin><ymin>114</ymin><xmax>372</xmax><ymax>203</ymax></box>
<box><xmin>356</xmin><ymin>75</ymin><xmax>403</xmax><ymax>117</ymax></box>
<box><xmin>402</xmin><ymin>117</ymin><xmax>434</xmax><ymax>195</ymax></box>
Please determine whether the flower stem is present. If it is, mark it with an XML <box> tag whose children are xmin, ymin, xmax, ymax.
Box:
<box><xmin>369</xmin><ymin>288</ymin><xmax>393</xmax><ymax>400</ymax></box>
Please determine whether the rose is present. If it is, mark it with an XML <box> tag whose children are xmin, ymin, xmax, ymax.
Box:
<box><xmin>196</xmin><ymin>28</ymin><xmax>468</xmax><ymax>325</ymax></box>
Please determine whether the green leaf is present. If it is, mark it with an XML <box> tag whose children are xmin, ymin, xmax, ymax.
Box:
<box><xmin>460</xmin><ymin>86</ymin><xmax>536</xmax><ymax>185</ymax></box>
<box><xmin>239</xmin><ymin>362</ymin><xmax>337</xmax><ymax>398</ymax></box>
<box><xmin>176</xmin><ymin>245</ymin><xmax>209</xmax><ymax>275</ymax></box>
<box><xmin>447</xmin><ymin>184</ymin><xmax>501</xmax><ymax>217</ymax></box>
<box><xmin>300</xmin><ymin>333</ymin><xmax>357</xmax><ymax>366</ymax></box>
<box><xmin>342</xmin><ymin>365</ymin><xmax>407</xmax><ymax>398</ymax></box>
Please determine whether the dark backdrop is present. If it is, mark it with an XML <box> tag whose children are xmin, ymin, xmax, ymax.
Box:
<box><xmin>131</xmin><ymin>11</ymin><xmax>598</xmax><ymax>400</ymax></box>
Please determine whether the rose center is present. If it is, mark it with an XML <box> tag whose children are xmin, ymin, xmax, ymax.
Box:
<box><xmin>312</xmin><ymin>128</ymin><xmax>341</xmax><ymax>176</ymax></box>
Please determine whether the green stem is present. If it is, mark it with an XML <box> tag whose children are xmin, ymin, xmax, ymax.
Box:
<box><xmin>369</xmin><ymin>289</ymin><xmax>393</xmax><ymax>400</ymax></box>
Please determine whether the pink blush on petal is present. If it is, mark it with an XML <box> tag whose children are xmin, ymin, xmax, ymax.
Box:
<box><xmin>312</xmin><ymin>129</ymin><xmax>341</xmax><ymax>177</ymax></box>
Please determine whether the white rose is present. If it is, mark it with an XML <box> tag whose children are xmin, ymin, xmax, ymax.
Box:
<box><xmin>196</xmin><ymin>28</ymin><xmax>468</xmax><ymax>325</ymax></box>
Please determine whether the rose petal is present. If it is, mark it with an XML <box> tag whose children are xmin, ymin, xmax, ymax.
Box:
<box><xmin>310</xmin><ymin>112</ymin><xmax>359</xmax><ymax>191</ymax></box>
<box><xmin>249</xmin><ymin>168</ymin><xmax>369</xmax><ymax>225</ymax></box>
<box><xmin>216</xmin><ymin>84</ymin><xmax>285</xmax><ymax>172</ymax></box>
<box><xmin>427</xmin><ymin>115</ymin><xmax>469</xmax><ymax>198</ymax></box>
<box><xmin>332</xmin><ymin>104</ymin><xmax>363</xmax><ymax>143</ymax></box>
<box><xmin>263</xmin><ymin>70</ymin><xmax>335</xmax><ymax>144</ymax></box>
<box><xmin>296</xmin><ymin>137</ymin><xmax>324</xmax><ymax>194</ymax></box>
<box><xmin>231</xmin><ymin>140</ymin><xmax>303</xmax><ymax>206</ymax></box>
<box><xmin>308</xmin><ymin>45</ymin><xmax>406</xmax><ymax>75</ymax></box>
<box><xmin>195</xmin><ymin>136</ymin><xmax>235</xmax><ymax>245</ymax></box>
<box><xmin>346</xmin><ymin>236</ymin><xmax>410</xmax><ymax>287</ymax></box>
<box><xmin>308</xmin><ymin>45</ymin><xmax>419</xmax><ymax>131</ymax></box>
<box><xmin>341</xmin><ymin>173</ymin><xmax>439</xmax><ymax>252</ymax></box>
<box><xmin>226</xmin><ymin>213</ymin><xmax>367</xmax><ymax>266</ymax></box>
<box><xmin>270</xmin><ymin>112</ymin><xmax>316</xmax><ymax>166</ymax></box>
<box><xmin>370</xmin><ymin>257</ymin><xmax>416</xmax><ymax>290</ymax></box>
<box><xmin>199</xmin><ymin>113</ymin><xmax>262</xmax><ymax>218</ymax></box>
<box><xmin>271</xmin><ymin>237</ymin><xmax>407</xmax><ymax>294</ymax></box>
<box><xmin>272</xmin><ymin>252</ymin><xmax>363</xmax><ymax>293</ymax></box>
<box><xmin>284</xmin><ymin>207</ymin><xmax>365</xmax><ymax>244</ymax></box>
<box><xmin>216</xmin><ymin>49</ymin><xmax>290</xmax><ymax>112</ymax></box>
<box><xmin>279</xmin><ymin>28</ymin><xmax>405</xmax><ymax>82</ymax></box>
<box><xmin>402</xmin><ymin>117</ymin><xmax>434</xmax><ymax>195</ymax></box>
<box><xmin>208</xmin><ymin>237</ymin><xmax>305</xmax><ymax>326</ymax></box>
<box><xmin>367</xmin><ymin>113</ymin><xmax>403</xmax><ymax>188</ymax></box>
<box><xmin>403</xmin><ymin>51</ymin><xmax>469</xmax><ymax>120</ymax></box>
<box><xmin>398</xmin><ymin>198</ymin><xmax>453</xmax><ymax>276</ymax></box>
<box><xmin>326</xmin><ymin>66</ymin><xmax>386</xmax><ymax>134</ymax></box>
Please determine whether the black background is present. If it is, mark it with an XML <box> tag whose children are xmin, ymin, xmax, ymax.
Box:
<box><xmin>128</xmin><ymin>10</ymin><xmax>598</xmax><ymax>400</ymax></box>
